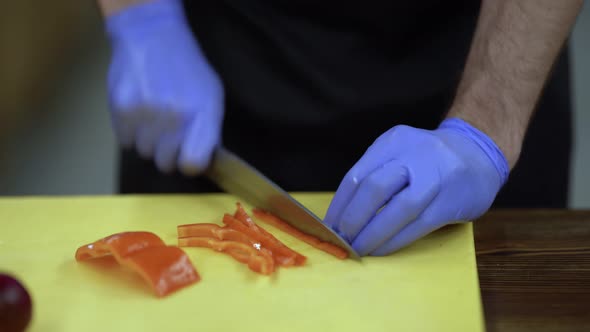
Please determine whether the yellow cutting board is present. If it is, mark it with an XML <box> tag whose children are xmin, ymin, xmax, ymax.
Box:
<box><xmin>0</xmin><ymin>194</ymin><xmax>485</xmax><ymax>332</ymax></box>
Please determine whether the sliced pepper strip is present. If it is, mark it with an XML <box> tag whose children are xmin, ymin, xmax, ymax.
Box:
<box><xmin>178</xmin><ymin>237</ymin><xmax>274</xmax><ymax>275</ymax></box>
<box><xmin>177</xmin><ymin>223</ymin><xmax>275</xmax><ymax>260</ymax></box>
<box><xmin>252</xmin><ymin>208</ymin><xmax>349</xmax><ymax>259</ymax></box>
<box><xmin>178</xmin><ymin>223</ymin><xmax>255</xmax><ymax>244</ymax></box>
<box><xmin>122</xmin><ymin>246</ymin><xmax>201</xmax><ymax>297</ymax></box>
<box><xmin>75</xmin><ymin>231</ymin><xmax>200</xmax><ymax>297</ymax></box>
<box><xmin>233</xmin><ymin>202</ymin><xmax>255</xmax><ymax>226</ymax></box>
<box><xmin>233</xmin><ymin>205</ymin><xmax>308</xmax><ymax>265</ymax></box>
<box><xmin>234</xmin><ymin>202</ymin><xmax>306</xmax><ymax>266</ymax></box>
<box><xmin>223</xmin><ymin>214</ymin><xmax>306</xmax><ymax>267</ymax></box>
<box><xmin>75</xmin><ymin>231</ymin><xmax>166</xmax><ymax>261</ymax></box>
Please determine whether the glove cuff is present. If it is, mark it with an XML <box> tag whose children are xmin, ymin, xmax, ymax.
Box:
<box><xmin>105</xmin><ymin>0</ymin><xmax>187</xmax><ymax>40</ymax></box>
<box><xmin>438</xmin><ymin>117</ymin><xmax>510</xmax><ymax>185</ymax></box>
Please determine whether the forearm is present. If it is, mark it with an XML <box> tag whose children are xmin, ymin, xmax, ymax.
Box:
<box><xmin>447</xmin><ymin>0</ymin><xmax>583</xmax><ymax>168</ymax></box>
<box><xmin>97</xmin><ymin>0</ymin><xmax>151</xmax><ymax>16</ymax></box>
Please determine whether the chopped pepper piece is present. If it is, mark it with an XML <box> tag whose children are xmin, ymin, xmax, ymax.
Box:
<box><xmin>178</xmin><ymin>237</ymin><xmax>274</xmax><ymax>275</ymax></box>
<box><xmin>178</xmin><ymin>223</ymin><xmax>260</xmax><ymax>246</ymax></box>
<box><xmin>252</xmin><ymin>208</ymin><xmax>349</xmax><ymax>259</ymax></box>
<box><xmin>75</xmin><ymin>231</ymin><xmax>166</xmax><ymax>261</ymax></box>
<box><xmin>233</xmin><ymin>203</ymin><xmax>308</xmax><ymax>263</ymax></box>
<box><xmin>223</xmin><ymin>214</ymin><xmax>307</xmax><ymax>267</ymax></box>
<box><xmin>122</xmin><ymin>246</ymin><xmax>201</xmax><ymax>297</ymax></box>
<box><xmin>177</xmin><ymin>222</ymin><xmax>275</xmax><ymax>263</ymax></box>
<box><xmin>233</xmin><ymin>204</ymin><xmax>309</xmax><ymax>265</ymax></box>
<box><xmin>75</xmin><ymin>231</ymin><xmax>200</xmax><ymax>297</ymax></box>
<box><xmin>233</xmin><ymin>202</ymin><xmax>255</xmax><ymax>226</ymax></box>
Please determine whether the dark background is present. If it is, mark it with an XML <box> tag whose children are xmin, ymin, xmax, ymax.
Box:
<box><xmin>0</xmin><ymin>1</ymin><xmax>588</xmax><ymax>208</ymax></box>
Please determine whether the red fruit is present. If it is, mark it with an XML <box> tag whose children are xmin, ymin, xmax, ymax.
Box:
<box><xmin>0</xmin><ymin>274</ymin><xmax>32</xmax><ymax>332</ymax></box>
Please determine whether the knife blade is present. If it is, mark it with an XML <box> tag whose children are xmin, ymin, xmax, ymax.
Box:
<box><xmin>204</xmin><ymin>146</ymin><xmax>360</xmax><ymax>260</ymax></box>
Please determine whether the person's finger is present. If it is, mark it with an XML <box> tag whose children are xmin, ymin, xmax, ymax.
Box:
<box><xmin>154</xmin><ymin>130</ymin><xmax>183</xmax><ymax>173</ymax></box>
<box><xmin>153</xmin><ymin>112</ymin><xmax>187</xmax><ymax>173</ymax></box>
<box><xmin>178</xmin><ymin>104</ymin><xmax>222</xmax><ymax>175</ymax></box>
<box><xmin>351</xmin><ymin>162</ymin><xmax>439</xmax><ymax>256</ymax></box>
<box><xmin>335</xmin><ymin>160</ymin><xmax>408</xmax><ymax>242</ymax></box>
<box><xmin>135</xmin><ymin>109</ymin><xmax>166</xmax><ymax>159</ymax></box>
<box><xmin>108</xmin><ymin>82</ymin><xmax>141</xmax><ymax>147</ymax></box>
<box><xmin>322</xmin><ymin>128</ymin><xmax>409</xmax><ymax>230</ymax></box>
<box><xmin>323</xmin><ymin>173</ymin><xmax>361</xmax><ymax>233</ymax></box>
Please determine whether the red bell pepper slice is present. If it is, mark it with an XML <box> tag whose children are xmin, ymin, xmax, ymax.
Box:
<box><xmin>234</xmin><ymin>203</ymin><xmax>311</xmax><ymax>264</ymax></box>
<box><xmin>223</xmin><ymin>213</ymin><xmax>306</xmax><ymax>267</ymax></box>
<box><xmin>233</xmin><ymin>202</ymin><xmax>255</xmax><ymax>226</ymax></box>
<box><xmin>178</xmin><ymin>237</ymin><xmax>274</xmax><ymax>275</ymax></box>
<box><xmin>177</xmin><ymin>223</ymin><xmax>260</xmax><ymax>247</ymax></box>
<box><xmin>75</xmin><ymin>232</ymin><xmax>200</xmax><ymax>297</ymax></box>
<box><xmin>75</xmin><ymin>231</ymin><xmax>166</xmax><ymax>261</ymax></box>
<box><xmin>252</xmin><ymin>208</ymin><xmax>349</xmax><ymax>259</ymax></box>
<box><xmin>177</xmin><ymin>222</ymin><xmax>275</xmax><ymax>265</ymax></box>
<box><xmin>122</xmin><ymin>246</ymin><xmax>201</xmax><ymax>297</ymax></box>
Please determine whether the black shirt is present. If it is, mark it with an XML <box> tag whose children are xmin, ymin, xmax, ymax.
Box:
<box><xmin>183</xmin><ymin>1</ymin><xmax>481</xmax><ymax>126</ymax></box>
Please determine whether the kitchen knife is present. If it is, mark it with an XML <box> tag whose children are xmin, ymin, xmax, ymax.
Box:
<box><xmin>204</xmin><ymin>146</ymin><xmax>360</xmax><ymax>260</ymax></box>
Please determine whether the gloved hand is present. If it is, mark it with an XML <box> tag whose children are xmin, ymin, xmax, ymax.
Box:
<box><xmin>106</xmin><ymin>0</ymin><xmax>224</xmax><ymax>174</ymax></box>
<box><xmin>323</xmin><ymin>117</ymin><xmax>509</xmax><ymax>256</ymax></box>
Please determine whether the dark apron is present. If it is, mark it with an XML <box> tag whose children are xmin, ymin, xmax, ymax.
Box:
<box><xmin>118</xmin><ymin>0</ymin><xmax>572</xmax><ymax>208</ymax></box>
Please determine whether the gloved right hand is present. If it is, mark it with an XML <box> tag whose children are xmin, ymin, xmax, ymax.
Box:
<box><xmin>106</xmin><ymin>0</ymin><xmax>224</xmax><ymax>175</ymax></box>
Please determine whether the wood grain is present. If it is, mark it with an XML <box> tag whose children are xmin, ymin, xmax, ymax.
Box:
<box><xmin>474</xmin><ymin>210</ymin><xmax>590</xmax><ymax>332</ymax></box>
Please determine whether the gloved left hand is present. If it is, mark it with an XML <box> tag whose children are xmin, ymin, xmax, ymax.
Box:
<box><xmin>105</xmin><ymin>0</ymin><xmax>224</xmax><ymax>175</ymax></box>
<box><xmin>323</xmin><ymin>117</ymin><xmax>509</xmax><ymax>256</ymax></box>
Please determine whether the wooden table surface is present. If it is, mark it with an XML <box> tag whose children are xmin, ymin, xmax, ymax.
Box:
<box><xmin>474</xmin><ymin>210</ymin><xmax>590</xmax><ymax>332</ymax></box>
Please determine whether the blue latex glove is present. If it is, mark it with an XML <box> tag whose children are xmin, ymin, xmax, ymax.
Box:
<box><xmin>323</xmin><ymin>118</ymin><xmax>509</xmax><ymax>256</ymax></box>
<box><xmin>106</xmin><ymin>0</ymin><xmax>224</xmax><ymax>174</ymax></box>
